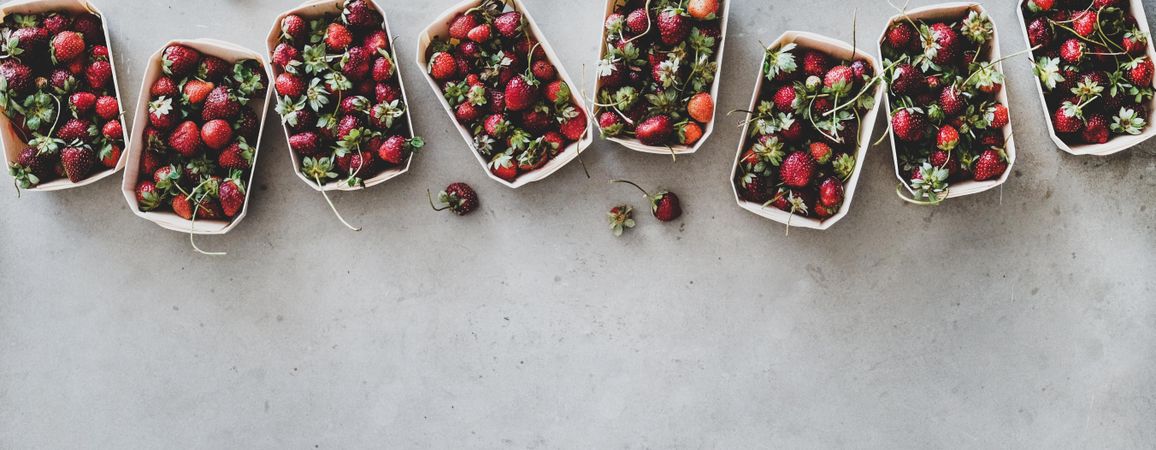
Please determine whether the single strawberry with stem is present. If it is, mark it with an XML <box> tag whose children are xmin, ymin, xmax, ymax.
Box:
<box><xmin>611</xmin><ymin>179</ymin><xmax>682</xmax><ymax>222</ymax></box>
<box><xmin>428</xmin><ymin>182</ymin><xmax>479</xmax><ymax>216</ymax></box>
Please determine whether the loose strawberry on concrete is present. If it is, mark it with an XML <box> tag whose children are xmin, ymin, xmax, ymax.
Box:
<box><xmin>2</xmin><ymin>11</ymin><xmax>125</xmax><ymax>189</ymax></box>
<box><xmin>881</xmin><ymin>8</ymin><xmax>1012</xmax><ymax>203</ymax></box>
<box><xmin>594</xmin><ymin>0</ymin><xmax>724</xmax><ymax>150</ymax></box>
<box><xmin>425</xmin><ymin>0</ymin><xmax>587</xmax><ymax>184</ymax></box>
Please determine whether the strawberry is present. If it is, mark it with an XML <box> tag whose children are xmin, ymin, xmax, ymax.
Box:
<box><xmin>809</xmin><ymin>142</ymin><xmax>832</xmax><ymax>165</ymax></box>
<box><xmin>99</xmin><ymin>144</ymin><xmax>121</xmax><ymax>168</ymax></box>
<box><xmin>656</xmin><ymin>9</ymin><xmax>690</xmax><ymax>46</ymax></box>
<box><xmin>886</xmin><ymin>22</ymin><xmax>916</xmax><ymax>50</ymax></box>
<box><xmin>200</xmin><ymin>119</ymin><xmax>234</xmax><ymax>150</ymax></box>
<box><xmin>1053</xmin><ymin>103</ymin><xmax>1084</xmax><ymax>134</ymax></box>
<box><xmin>1060</xmin><ymin>39</ymin><xmax>1085</xmax><ymax>64</ymax></box>
<box><xmin>989</xmin><ymin>103</ymin><xmax>1009</xmax><ymax>129</ymax></box>
<box><xmin>0</xmin><ymin>61</ymin><xmax>33</xmax><ymax>95</ymax></box>
<box><xmin>890</xmin><ymin>64</ymin><xmax>926</xmax><ymax>95</ymax></box>
<box><xmin>72</xmin><ymin>13</ymin><xmax>103</xmax><ymax>40</ymax></box>
<box><xmin>779</xmin><ymin>151</ymin><xmax>815</xmax><ymax>188</ymax></box>
<box><xmin>148</xmin><ymin>97</ymin><xmax>176</xmax><ymax>130</ymax></box>
<box><xmin>85</xmin><ymin>60</ymin><xmax>112</xmax><ymax>89</ymax></box>
<box><xmin>925</xmin><ymin>23</ymin><xmax>961</xmax><ymax>65</ymax></box>
<box><xmin>494</xmin><ymin>12</ymin><xmax>523</xmax><ymax>38</ymax></box>
<box><xmin>168</xmin><ymin>121</ymin><xmax>203</xmax><ymax>157</ymax></box>
<box><xmin>60</xmin><ymin>146</ymin><xmax>95</xmax><ymax>182</ymax></box>
<box><xmin>429</xmin><ymin>182</ymin><xmax>478</xmax><ymax>216</ymax></box>
<box><xmin>50</xmin><ymin>31</ymin><xmax>85</xmax><ymax>62</ymax></box>
<box><xmin>455</xmin><ymin>101</ymin><xmax>482</xmax><ymax>123</ymax></box>
<box><xmin>818</xmin><ymin>177</ymin><xmax>844</xmax><ymax>207</ymax></box>
<box><xmin>449</xmin><ymin>13</ymin><xmax>479</xmax><ymax>40</ymax></box>
<box><xmin>281</xmin><ymin>14</ymin><xmax>308</xmax><ymax>43</ymax></box>
<box><xmin>503</xmin><ymin>75</ymin><xmax>538</xmax><ymax>111</ymax></box>
<box><xmin>428</xmin><ymin>52</ymin><xmax>458</xmax><ymax>81</ymax></box>
<box><xmin>325</xmin><ymin>23</ymin><xmax>353</xmax><ymax>51</ymax></box>
<box><xmin>687</xmin><ymin>0</ymin><xmax>719</xmax><ymax>20</ymax></box>
<box><xmin>1123</xmin><ymin>30</ymin><xmax>1148</xmax><ymax>55</ymax></box>
<box><xmin>1082</xmin><ymin>114</ymin><xmax>1109</xmax><ymax>144</ymax></box>
<box><xmin>635</xmin><ymin>115</ymin><xmax>674</xmax><ymax>146</ymax></box>
<box><xmin>44</xmin><ymin>13</ymin><xmax>71</xmax><ymax>35</ymax></box>
<box><xmin>467</xmin><ymin>24</ymin><xmax>492</xmax><ymax>43</ymax></box>
<box><xmin>218</xmin><ymin>176</ymin><xmax>245</xmax><ymax>218</ymax></box>
<box><xmin>342</xmin><ymin>0</ymin><xmax>381</xmax><ymax>30</ymax></box>
<box><xmin>376</xmin><ymin>135</ymin><xmax>423</xmax><ymax>165</ymax></box>
<box><xmin>1072</xmin><ymin>11</ymin><xmax>1097</xmax><ymax>38</ymax></box>
<box><xmin>937</xmin><ymin>125</ymin><xmax>959</xmax><ymax>151</ymax></box>
<box><xmin>1128</xmin><ymin>58</ymin><xmax>1153</xmax><ymax>86</ymax></box>
<box><xmin>938</xmin><ymin>85</ymin><xmax>966</xmax><ymax>116</ymax></box>
<box><xmin>202</xmin><ymin>86</ymin><xmax>240</xmax><ymax>121</ymax></box>
<box><xmin>679</xmin><ymin>122</ymin><xmax>703</xmax><ymax>145</ymax></box>
<box><xmin>289</xmin><ymin>132</ymin><xmax>323</xmax><ymax>156</ymax></box>
<box><xmin>687</xmin><ymin>92</ymin><xmax>713</xmax><ymax>123</ymax></box>
<box><xmin>135</xmin><ymin>181</ymin><xmax>163</xmax><ymax>211</ymax></box>
<box><xmin>891</xmin><ymin>108</ymin><xmax>927</xmax><ymax>142</ymax></box>
<box><xmin>559</xmin><ymin>110</ymin><xmax>587</xmax><ymax>141</ymax></box>
<box><xmin>162</xmin><ymin>44</ymin><xmax>201</xmax><ymax>77</ymax></box>
<box><xmin>70</xmin><ymin>91</ymin><xmax>96</xmax><ymax>114</ymax></box>
<box><xmin>275</xmin><ymin>73</ymin><xmax>304</xmax><ymax>97</ymax></box>
<box><xmin>614</xmin><ymin>180</ymin><xmax>681</xmax><ymax>222</ymax></box>
<box><xmin>1026</xmin><ymin>0</ymin><xmax>1053</xmax><ymax>12</ymax></box>
<box><xmin>489</xmin><ymin>152</ymin><xmax>517</xmax><ymax>181</ymax></box>
<box><xmin>56</xmin><ymin>118</ymin><xmax>91</xmax><ymax>142</ymax></box>
<box><xmin>1027</xmin><ymin>18</ymin><xmax>1053</xmax><ymax>48</ymax></box>
<box><xmin>972</xmin><ymin>149</ymin><xmax>1007</xmax><ymax>181</ymax></box>
<box><xmin>802</xmin><ymin>51</ymin><xmax>830</xmax><ymax>78</ymax></box>
<box><xmin>151</xmin><ymin>76</ymin><xmax>179</xmax><ymax>98</ymax></box>
<box><xmin>272</xmin><ymin>42</ymin><xmax>299</xmax><ymax>69</ymax></box>
<box><xmin>102</xmin><ymin>119</ymin><xmax>122</xmax><ymax>140</ymax></box>
<box><xmin>823</xmin><ymin>65</ymin><xmax>854</xmax><ymax>96</ymax></box>
<box><xmin>531</xmin><ymin>59</ymin><xmax>556</xmax><ymax>81</ymax></box>
<box><xmin>183</xmin><ymin>79</ymin><xmax>215</xmax><ymax>105</ymax></box>
<box><xmin>198</xmin><ymin>56</ymin><xmax>230</xmax><ymax>82</ymax></box>
<box><xmin>626</xmin><ymin>9</ymin><xmax>649</xmax><ymax>34</ymax></box>
<box><xmin>88</xmin><ymin>96</ymin><xmax>116</xmax><ymax>121</ymax></box>
<box><xmin>218</xmin><ymin>140</ymin><xmax>253</xmax><ymax>170</ymax></box>
<box><xmin>371</xmin><ymin>56</ymin><xmax>394</xmax><ymax>82</ymax></box>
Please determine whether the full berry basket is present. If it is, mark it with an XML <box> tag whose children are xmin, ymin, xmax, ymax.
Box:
<box><xmin>592</xmin><ymin>0</ymin><xmax>730</xmax><ymax>155</ymax></box>
<box><xmin>880</xmin><ymin>2</ymin><xmax>1017</xmax><ymax>200</ymax></box>
<box><xmin>729</xmin><ymin>31</ymin><xmax>885</xmax><ymax>230</ymax></box>
<box><xmin>268</xmin><ymin>0</ymin><xmax>419</xmax><ymax>192</ymax></box>
<box><xmin>415</xmin><ymin>0</ymin><xmax>594</xmax><ymax>189</ymax></box>
<box><xmin>0</xmin><ymin>0</ymin><xmax>129</xmax><ymax>191</ymax></box>
<box><xmin>1017</xmin><ymin>0</ymin><xmax>1156</xmax><ymax>156</ymax></box>
<box><xmin>120</xmin><ymin>39</ymin><xmax>274</xmax><ymax>235</ymax></box>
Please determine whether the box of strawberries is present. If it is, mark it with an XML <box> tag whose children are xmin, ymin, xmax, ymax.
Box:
<box><xmin>120</xmin><ymin>39</ymin><xmax>273</xmax><ymax>236</ymax></box>
<box><xmin>0</xmin><ymin>0</ymin><xmax>128</xmax><ymax>192</ymax></box>
<box><xmin>592</xmin><ymin>0</ymin><xmax>728</xmax><ymax>156</ymax></box>
<box><xmin>417</xmin><ymin>0</ymin><xmax>593</xmax><ymax>188</ymax></box>
<box><xmin>729</xmin><ymin>31</ymin><xmax>884</xmax><ymax>231</ymax></box>
<box><xmin>880</xmin><ymin>3</ymin><xmax>1017</xmax><ymax>202</ymax></box>
<box><xmin>1019</xmin><ymin>0</ymin><xmax>1156</xmax><ymax>156</ymax></box>
<box><xmin>268</xmin><ymin>0</ymin><xmax>422</xmax><ymax>194</ymax></box>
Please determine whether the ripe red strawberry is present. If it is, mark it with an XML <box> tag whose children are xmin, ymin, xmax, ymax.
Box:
<box><xmin>325</xmin><ymin>23</ymin><xmax>353</xmax><ymax>51</ymax></box>
<box><xmin>281</xmin><ymin>14</ymin><xmax>307</xmax><ymax>43</ymax></box>
<box><xmin>202</xmin><ymin>86</ymin><xmax>240</xmax><ymax>121</ymax></box>
<box><xmin>489</xmin><ymin>152</ymin><xmax>517</xmax><ymax>181</ymax></box>
<box><xmin>1027</xmin><ymin>0</ymin><xmax>1054</xmax><ymax>12</ymax></box>
<box><xmin>544</xmin><ymin>80</ymin><xmax>570</xmax><ymax>104</ymax></box>
<box><xmin>148</xmin><ymin>97</ymin><xmax>176</xmax><ymax>130</ymax></box>
<box><xmin>1053</xmin><ymin>106</ymin><xmax>1083</xmax><ymax>134</ymax></box>
<box><xmin>184</xmin><ymin>79</ymin><xmax>215</xmax><ymax>105</ymax></box>
<box><xmin>989</xmin><ymin>103</ymin><xmax>1009</xmax><ymax>129</ymax></box>
<box><xmin>72</xmin><ymin>13</ymin><xmax>103</xmax><ymax>40</ymax></box>
<box><xmin>289</xmin><ymin>132</ymin><xmax>322</xmax><ymax>156</ymax></box>
<box><xmin>779</xmin><ymin>151</ymin><xmax>815</xmax><ymax>188</ymax></box>
<box><xmin>972</xmin><ymin>149</ymin><xmax>1007</xmax><ymax>181</ymax></box>
<box><xmin>430</xmin><ymin>182</ymin><xmax>479</xmax><ymax>215</ymax></box>
<box><xmin>102</xmin><ymin>119</ymin><xmax>122</xmax><ymax>140</ymax></box>
<box><xmin>890</xmin><ymin>64</ymin><xmax>926</xmax><ymax>95</ymax></box>
<box><xmin>1128</xmin><ymin>58</ymin><xmax>1153</xmax><ymax>86</ymax></box>
<box><xmin>926</xmin><ymin>23</ymin><xmax>961</xmax><ymax>65</ymax></box>
<box><xmin>95</xmin><ymin>96</ymin><xmax>119</xmax><ymax>120</ymax></box>
<box><xmin>376</xmin><ymin>135</ymin><xmax>422</xmax><ymax>165</ymax></box>
<box><xmin>168</xmin><ymin>121</ymin><xmax>203</xmax><ymax>157</ymax></box>
<box><xmin>818</xmin><ymin>177</ymin><xmax>844</xmax><ymax>207</ymax></box>
<box><xmin>70</xmin><ymin>91</ymin><xmax>96</xmax><ymax>114</ymax></box>
<box><xmin>198</xmin><ymin>56</ymin><xmax>230</xmax><ymax>82</ymax></box>
<box><xmin>937</xmin><ymin>125</ymin><xmax>959</xmax><ymax>151</ymax></box>
<box><xmin>891</xmin><ymin>108</ymin><xmax>927</xmax><ymax>142</ymax></box>
<box><xmin>824</xmin><ymin>65</ymin><xmax>854</xmax><ymax>95</ymax></box>
<box><xmin>0</xmin><ymin>61</ymin><xmax>33</xmax><ymax>95</ymax></box>
<box><xmin>626</xmin><ymin>9</ymin><xmax>649</xmax><ymax>34</ymax></box>
<box><xmin>1072</xmin><ymin>11</ymin><xmax>1097</xmax><ymax>37</ymax></box>
<box><xmin>99</xmin><ymin>144</ymin><xmax>121</xmax><ymax>168</ymax></box>
<box><xmin>1082</xmin><ymin>114</ymin><xmax>1109</xmax><ymax>144</ymax></box>
<box><xmin>272</xmin><ymin>42</ymin><xmax>299</xmax><ymax>69</ymax></box>
<box><xmin>455</xmin><ymin>101</ymin><xmax>482</xmax><ymax>123</ymax></box>
<box><xmin>656</xmin><ymin>9</ymin><xmax>690</xmax><ymax>46</ymax></box>
<box><xmin>531</xmin><ymin>59</ymin><xmax>556</xmax><ymax>81</ymax></box>
<box><xmin>559</xmin><ymin>111</ymin><xmax>587</xmax><ymax>141</ymax></box>
<box><xmin>938</xmin><ymin>85</ymin><xmax>966</xmax><ymax>116</ymax></box>
<box><xmin>802</xmin><ymin>51</ymin><xmax>830</xmax><ymax>78</ymax></box>
<box><xmin>56</xmin><ymin>118</ymin><xmax>91</xmax><ymax>142</ymax></box>
<box><xmin>1060</xmin><ymin>39</ymin><xmax>1085</xmax><ymax>64</ymax></box>
<box><xmin>504</xmin><ymin>75</ymin><xmax>538</xmax><ymax>111</ymax></box>
<box><xmin>44</xmin><ymin>13</ymin><xmax>71</xmax><ymax>35</ymax></box>
<box><xmin>371</xmin><ymin>56</ymin><xmax>394</xmax><ymax>82</ymax></box>
<box><xmin>687</xmin><ymin>0</ymin><xmax>719</xmax><ymax>20</ymax></box>
<box><xmin>886</xmin><ymin>22</ymin><xmax>916</xmax><ymax>49</ymax></box>
<box><xmin>162</xmin><ymin>44</ymin><xmax>201</xmax><ymax>77</ymax></box>
<box><xmin>151</xmin><ymin>76</ymin><xmax>178</xmax><ymax>98</ymax></box>
<box><xmin>200</xmin><ymin>119</ymin><xmax>234</xmax><ymax>150</ymax></box>
<box><xmin>494</xmin><ymin>12</ymin><xmax>523</xmax><ymax>38</ymax></box>
<box><xmin>614</xmin><ymin>180</ymin><xmax>681</xmax><ymax>222</ymax></box>
<box><xmin>51</xmin><ymin>31</ymin><xmax>85</xmax><ymax>62</ymax></box>
<box><xmin>343</xmin><ymin>0</ymin><xmax>381</xmax><ymax>30</ymax></box>
<box><xmin>135</xmin><ymin>181</ymin><xmax>162</xmax><ymax>211</ymax></box>
<box><xmin>1027</xmin><ymin>18</ymin><xmax>1053</xmax><ymax>48</ymax></box>
<box><xmin>1123</xmin><ymin>30</ymin><xmax>1148</xmax><ymax>55</ymax></box>
<box><xmin>449</xmin><ymin>13</ymin><xmax>479</xmax><ymax>40</ymax></box>
<box><xmin>467</xmin><ymin>24</ymin><xmax>492</xmax><ymax>43</ymax></box>
<box><xmin>275</xmin><ymin>73</ymin><xmax>305</xmax><ymax>97</ymax></box>
<box><xmin>218</xmin><ymin>177</ymin><xmax>245</xmax><ymax>218</ymax></box>
<box><xmin>428</xmin><ymin>52</ymin><xmax>458</xmax><ymax>81</ymax></box>
<box><xmin>219</xmin><ymin>141</ymin><xmax>252</xmax><ymax>170</ymax></box>
<box><xmin>687</xmin><ymin>92</ymin><xmax>714</xmax><ymax>123</ymax></box>
<box><xmin>60</xmin><ymin>146</ymin><xmax>95</xmax><ymax>182</ymax></box>
<box><xmin>12</xmin><ymin>25</ymin><xmax>48</xmax><ymax>57</ymax></box>
<box><xmin>809</xmin><ymin>142</ymin><xmax>832</xmax><ymax>164</ymax></box>
<box><xmin>635</xmin><ymin>115</ymin><xmax>674</xmax><ymax>146</ymax></box>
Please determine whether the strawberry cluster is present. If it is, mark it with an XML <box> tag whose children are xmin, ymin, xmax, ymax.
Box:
<box><xmin>1</xmin><ymin>11</ymin><xmax>124</xmax><ymax>188</ymax></box>
<box><xmin>594</xmin><ymin>0</ymin><xmax>722</xmax><ymax>148</ymax></box>
<box><xmin>881</xmin><ymin>10</ymin><xmax>1011</xmax><ymax>202</ymax></box>
<box><xmin>424</xmin><ymin>0</ymin><xmax>588</xmax><ymax>182</ymax></box>
<box><xmin>134</xmin><ymin>45</ymin><xmax>267</xmax><ymax>222</ymax></box>
<box><xmin>733</xmin><ymin>41</ymin><xmax>877</xmax><ymax>220</ymax></box>
<box><xmin>1023</xmin><ymin>0</ymin><xmax>1153</xmax><ymax>145</ymax></box>
<box><xmin>273</xmin><ymin>0</ymin><xmax>421</xmax><ymax>189</ymax></box>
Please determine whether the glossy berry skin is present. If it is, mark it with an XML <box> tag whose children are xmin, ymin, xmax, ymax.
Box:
<box><xmin>651</xmin><ymin>191</ymin><xmax>682</xmax><ymax>222</ymax></box>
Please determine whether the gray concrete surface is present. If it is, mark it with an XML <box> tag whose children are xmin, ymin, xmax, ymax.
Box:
<box><xmin>1</xmin><ymin>0</ymin><xmax>1155</xmax><ymax>448</ymax></box>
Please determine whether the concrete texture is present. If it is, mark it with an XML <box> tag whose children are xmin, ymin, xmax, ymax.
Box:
<box><xmin>1</xmin><ymin>0</ymin><xmax>1155</xmax><ymax>448</ymax></box>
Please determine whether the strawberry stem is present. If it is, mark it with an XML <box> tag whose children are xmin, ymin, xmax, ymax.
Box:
<box><xmin>611</xmin><ymin>179</ymin><xmax>651</xmax><ymax>198</ymax></box>
<box><xmin>188</xmin><ymin>194</ymin><xmax>226</xmax><ymax>256</ymax></box>
<box><xmin>427</xmin><ymin>189</ymin><xmax>451</xmax><ymax>211</ymax></box>
<box><xmin>315</xmin><ymin>175</ymin><xmax>362</xmax><ymax>231</ymax></box>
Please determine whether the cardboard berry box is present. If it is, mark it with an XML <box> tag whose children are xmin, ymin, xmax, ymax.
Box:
<box><xmin>881</xmin><ymin>2</ymin><xmax>1018</xmax><ymax>199</ymax></box>
<box><xmin>1018</xmin><ymin>0</ymin><xmax>1156</xmax><ymax>156</ymax></box>
<box><xmin>592</xmin><ymin>0</ymin><xmax>730</xmax><ymax>155</ymax></box>
<box><xmin>268</xmin><ymin>0</ymin><xmax>418</xmax><ymax>192</ymax></box>
<box><xmin>0</xmin><ymin>0</ymin><xmax>128</xmax><ymax>191</ymax></box>
<box><xmin>415</xmin><ymin>0</ymin><xmax>594</xmax><ymax>189</ymax></box>
<box><xmin>120</xmin><ymin>39</ymin><xmax>274</xmax><ymax>235</ymax></box>
<box><xmin>729</xmin><ymin>31</ymin><xmax>884</xmax><ymax>230</ymax></box>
